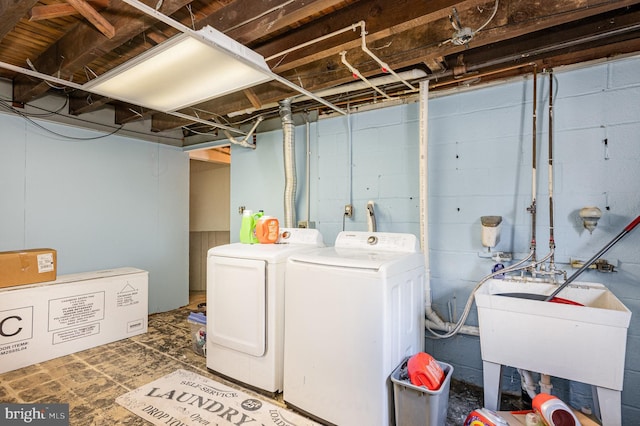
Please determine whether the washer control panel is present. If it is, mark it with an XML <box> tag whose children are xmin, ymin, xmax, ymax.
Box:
<box><xmin>335</xmin><ymin>231</ymin><xmax>419</xmax><ymax>252</ymax></box>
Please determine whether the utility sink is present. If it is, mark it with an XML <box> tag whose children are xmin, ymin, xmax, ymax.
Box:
<box><xmin>475</xmin><ymin>278</ymin><xmax>632</xmax><ymax>425</ymax></box>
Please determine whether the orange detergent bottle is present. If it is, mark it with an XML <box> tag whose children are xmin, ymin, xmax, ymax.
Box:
<box><xmin>255</xmin><ymin>216</ymin><xmax>280</xmax><ymax>244</ymax></box>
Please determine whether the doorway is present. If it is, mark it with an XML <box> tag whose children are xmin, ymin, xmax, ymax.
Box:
<box><xmin>188</xmin><ymin>147</ymin><xmax>231</xmax><ymax>291</ymax></box>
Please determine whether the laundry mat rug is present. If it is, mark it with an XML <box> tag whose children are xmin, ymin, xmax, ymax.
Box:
<box><xmin>116</xmin><ymin>369</ymin><xmax>322</xmax><ymax>426</ymax></box>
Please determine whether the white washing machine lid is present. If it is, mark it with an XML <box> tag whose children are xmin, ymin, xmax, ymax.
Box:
<box><xmin>287</xmin><ymin>231</ymin><xmax>423</xmax><ymax>271</ymax></box>
<box><xmin>287</xmin><ymin>246</ymin><xmax>424</xmax><ymax>272</ymax></box>
<box><xmin>208</xmin><ymin>228</ymin><xmax>324</xmax><ymax>262</ymax></box>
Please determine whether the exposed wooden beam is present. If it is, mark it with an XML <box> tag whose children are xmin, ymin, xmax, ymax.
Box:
<box><xmin>150</xmin><ymin>0</ymin><xmax>640</xmax><ymax>131</ymax></box>
<box><xmin>254</xmin><ymin>0</ymin><xmax>485</xmax><ymax>72</ymax></box>
<box><xmin>0</xmin><ymin>0</ymin><xmax>40</xmax><ymax>39</ymax></box>
<box><xmin>29</xmin><ymin>0</ymin><xmax>110</xmax><ymax>21</ymax></box>
<box><xmin>65</xmin><ymin>0</ymin><xmax>115</xmax><ymax>39</ymax></box>
<box><xmin>243</xmin><ymin>89</ymin><xmax>262</xmax><ymax>110</ymax></box>
<box><xmin>69</xmin><ymin>92</ymin><xmax>111</xmax><ymax>115</ymax></box>
<box><xmin>196</xmin><ymin>0</ymin><xmax>349</xmax><ymax>44</ymax></box>
<box><xmin>115</xmin><ymin>103</ymin><xmax>154</xmax><ymax>124</ymax></box>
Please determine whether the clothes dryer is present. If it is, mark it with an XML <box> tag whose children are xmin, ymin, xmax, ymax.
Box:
<box><xmin>206</xmin><ymin>228</ymin><xmax>324</xmax><ymax>394</ymax></box>
<box><xmin>283</xmin><ymin>231</ymin><xmax>425</xmax><ymax>425</ymax></box>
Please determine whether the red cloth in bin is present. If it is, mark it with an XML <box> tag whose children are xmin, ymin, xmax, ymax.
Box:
<box><xmin>407</xmin><ymin>352</ymin><xmax>445</xmax><ymax>390</ymax></box>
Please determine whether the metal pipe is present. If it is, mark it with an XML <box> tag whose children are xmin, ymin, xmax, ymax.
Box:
<box><xmin>279</xmin><ymin>99</ymin><xmax>297</xmax><ymax>228</ymax></box>
<box><xmin>428</xmin><ymin>62</ymin><xmax>535</xmax><ymax>89</ymax></box>
<box><xmin>340</xmin><ymin>51</ymin><xmax>391</xmax><ymax>100</ymax></box>
<box><xmin>266</xmin><ymin>21</ymin><xmax>364</xmax><ymax>62</ymax></box>
<box><xmin>305</xmin><ymin>112</ymin><xmax>311</xmax><ymax>225</ymax></box>
<box><xmin>528</xmin><ymin>65</ymin><xmax>538</xmax><ymax>263</ymax></box>
<box><xmin>548</xmin><ymin>71</ymin><xmax>556</xmax><ymax>266</ymax></box>
<box><xmin>215</xmin><ymin>116</ymin><xmax>263</xmax><ymax>149</ymax></box>
<box><xmin>366</xmin><ymin>201</ymin><xmax>377</xmax><ymax>232</ymax></box>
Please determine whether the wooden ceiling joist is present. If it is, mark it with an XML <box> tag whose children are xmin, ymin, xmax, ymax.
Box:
<box><xmin>3</xmin><ymin>0</ymin><xmax>640</xmax><ymax>141</ymax></box>
<box><xmin>29</xmin><ymin>0</ymin><xmax>110</xmax><ymax>21</ymax></box>
<box><xmin>65</xmin><ymin>0</ymin><xmax>115</xmax><ymax>39</ymax></box>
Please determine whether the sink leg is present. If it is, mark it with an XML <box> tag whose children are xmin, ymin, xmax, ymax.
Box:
<box><xmin>482</xmin><ymin>361</ymin><xmax>503</xmax><ymax>411</ymax></box>
<box><xmin>593</xmin><ymin>386</ymin><xmax>622</xmax><ymax>426</ymax></box>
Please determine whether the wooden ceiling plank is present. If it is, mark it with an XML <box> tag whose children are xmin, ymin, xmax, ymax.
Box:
<box><xmin>459</xmin><ymin>6</ymin><xmax>640</xmax><ymax>68</ymax></box>
<box><xmin>150</xmin><ymin>0</ymin><xmax>640</xmax><ymax>131</ymax></box>
<box><xmin>189</xmin><ymin>149</ymin><xmax>230</xmax><ymax>164</ymax></box>
<box><xmin>268</xmin><ymin>0</ymin><xmax>640</xmax><ymax>77</ymax></box>
<box><xmin>194</xmin><ymin>0</ymin><xmax>349</xmax><ymax>43</ymax></box>
<box><xmin>264</xmin><ymin>0</ymin><xmax>640</xmax><ymax>75</ymax></box>
<box><xmin>30</xmin><ymin>0</ymin><xmax>111</xmax><ymax>21</ymax></box>
<box><xmin>0</xmin><ymin>0</ymin><xmax>40</xmax><ymax>39</ymax></box>
<box><xmin>253</xmin><ymin>0</ymin><xmax>488</xmax><ymax>72</ymax></box>
<box><xmin>65</xmin><ymin>0</ymin><xmax>116</xmax><ymax>39</ymax></box>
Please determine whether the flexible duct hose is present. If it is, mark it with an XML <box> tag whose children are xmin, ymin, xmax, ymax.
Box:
<box><xmin>279</xmin><ymin>99</ymin><xmax>296</xmax><ymax>228</ymax></box>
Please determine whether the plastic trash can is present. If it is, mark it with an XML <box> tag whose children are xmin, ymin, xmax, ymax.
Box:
<box><xmin>391</xmin><ymin>357</ymin><xmax>453</xmax><ymax>426</ymax></box>
<box><xmin>187</xmin><ymin>312</ymin><xmax>206</xmax><ymax>356</ymax></box>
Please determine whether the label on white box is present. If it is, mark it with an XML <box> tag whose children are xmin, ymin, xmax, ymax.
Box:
<box><xmin>48</xmin><ymin>292</ymin><xmax>105</xmax><ymax>331</ymax></box>
<box><xmin>52</xmin><ymin>323</ymin><xmax>100</xmax><ymax>344</ymax></box>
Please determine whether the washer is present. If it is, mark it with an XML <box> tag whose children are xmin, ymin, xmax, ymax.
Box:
<box><xmin>283</xmin><ymin>231</ymin><xmax>425</xmax><ymax>426</ymax></box>
<box><xmin>206</xmin><ymin>227</ymin><xmax>324</xmax><ymax>394</ymax></box>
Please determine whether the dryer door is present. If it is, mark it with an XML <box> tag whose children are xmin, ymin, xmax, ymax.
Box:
<box><xmin>208</xmin><ymin>256</ymin><xmax>266</xmax><ymax>356</ymax></box>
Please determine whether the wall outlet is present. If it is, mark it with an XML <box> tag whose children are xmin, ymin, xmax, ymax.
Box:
<box><xmin>344</xmin><ymin>204</ymin><xmax>353</xmax><ymax>218</ymax></box>
<box><xmin>298</xmin><ymin>221</ymin><xmax>316</xmax><ymax>229</ymax></box>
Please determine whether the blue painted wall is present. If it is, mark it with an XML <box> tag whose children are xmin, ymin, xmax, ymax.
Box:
<box><xmin>0</xmin><ymin>115</ymin><xmax>190</xmax><ymax>313</ymax></box>
<box><xmin>230</xmin><ymin>55</ymin><xmax>640</xmax><ymax>420</ymax></box>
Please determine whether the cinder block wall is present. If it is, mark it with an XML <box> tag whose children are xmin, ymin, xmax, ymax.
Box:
<box><xmin>425</xmin><ymin>56</ymin><xmax>640</xmax><ymax>419</ymax></box>
<box><xmin>230</xmin><ymin>54</ymin><xmax>640</xmax><ymax>420</ymax></box>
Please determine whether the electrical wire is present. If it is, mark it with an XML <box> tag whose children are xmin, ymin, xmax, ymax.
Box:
<box><xmin>440</xmin><ymin>0</ymin><xmax>499</xmax><ymax>46</ymax></box>
<box><xmin>0</xmin><ymin>97</ymin><xmax>177</xmax><ymax>141</ymax></box>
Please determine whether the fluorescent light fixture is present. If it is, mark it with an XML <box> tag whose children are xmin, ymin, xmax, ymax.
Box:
<box><xmin>83</xmin><ymin>25</ymin><xmax>273</xmax><ymax>112</ymax></box>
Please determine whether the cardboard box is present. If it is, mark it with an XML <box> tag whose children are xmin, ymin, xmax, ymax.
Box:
<box><xmin>0</xmin><ymin>267</ymin><xmax>148</xmax><ymax>374</ymax></box>
<box><xmin>0</xmin><ymin>248</ymin><xmax>57</xmax><ymax>289</ymax></box>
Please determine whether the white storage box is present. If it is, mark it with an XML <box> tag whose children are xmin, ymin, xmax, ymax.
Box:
<box><xmin>0</xmin><ymin>267</ymin><xmax>148</xmax><ymax>374</ymax></box>
<box><xmin>391</xmin><ymin>358</ymin><xmax>453</xmax><ymax>426</ymax></box>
